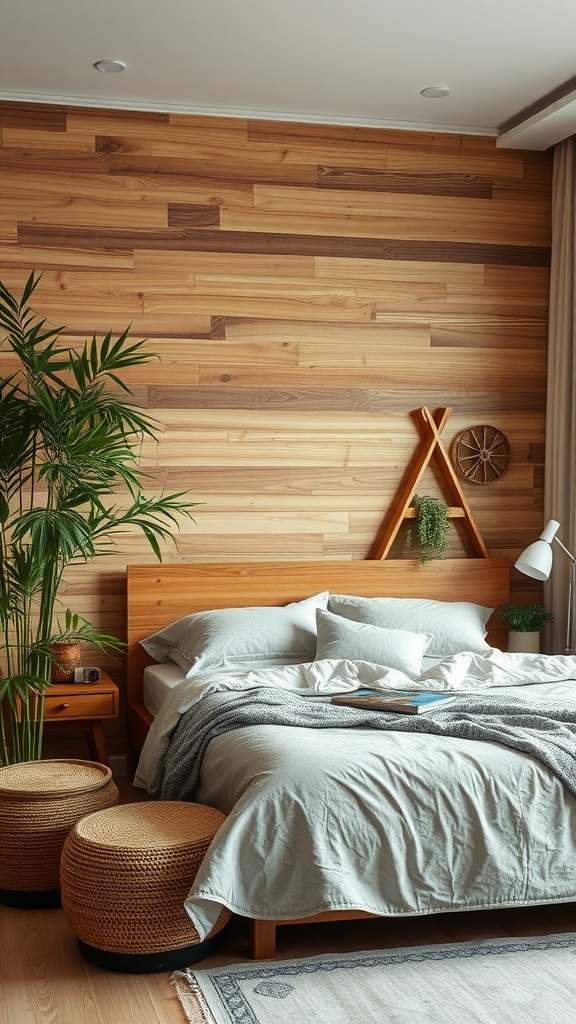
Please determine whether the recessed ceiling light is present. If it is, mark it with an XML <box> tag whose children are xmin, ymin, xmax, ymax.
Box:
<box><xmin>420</xmin><ymin>85</ymin><xmax>451</xmax><ymax>99</ymax></box>
<box><xmin>94</xmin><ymin>60</ymin><xmax>127</xmax><ymax>74</ymax></box>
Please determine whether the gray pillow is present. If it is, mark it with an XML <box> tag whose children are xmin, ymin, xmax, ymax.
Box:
<box><xmin>315</xmin><ymin>609</ymin><xmax>432</xmax><ymax>679</ymax></box>
<box><xmin>140</xmin><ymin>591</ymin><xmax>329</xmax><ymax>676</ymax></box>
<box><xmin>328</xmin><ymin>595</ymin><xmax>493</xmax><ymax>658</ymax></box>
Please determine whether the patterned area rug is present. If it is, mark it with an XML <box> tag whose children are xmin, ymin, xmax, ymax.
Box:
<box><xmin>172</xmin><ymin>932</ymin><xmax>576</xmax><ymax>1024</ymax></box>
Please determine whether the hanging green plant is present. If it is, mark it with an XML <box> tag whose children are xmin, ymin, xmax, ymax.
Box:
<box><xmin>405</xmin><ymin>494</ymin><xmax>451</xmax><ymax>565</ymax></box>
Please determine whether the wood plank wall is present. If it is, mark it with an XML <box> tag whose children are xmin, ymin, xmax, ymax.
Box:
<box><xmin>0</xmin><ymin>101</ymin><xmax>553</xmax><ymax>755</ymax></box>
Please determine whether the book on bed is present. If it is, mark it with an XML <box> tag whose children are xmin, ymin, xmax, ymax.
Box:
<box><xmin>331</xmin><ymin>689</ymin><xmax>456</xmax><ymax>714</ymax></box>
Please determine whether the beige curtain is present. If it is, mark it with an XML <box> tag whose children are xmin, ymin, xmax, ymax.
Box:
<box><xmin>544</xmin><ymin>136</ymin><xmax>576</xmax><ymax>653</ymax></box>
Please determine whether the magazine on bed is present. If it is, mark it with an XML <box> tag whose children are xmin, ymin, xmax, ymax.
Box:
<box><xmin>331</xmin><ymin>688</ymin><xmax>456</xmax><ymax>714</ymax></box>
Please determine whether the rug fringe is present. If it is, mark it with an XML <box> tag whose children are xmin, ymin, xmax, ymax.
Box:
<box><xmin>171</xmin><ymin>969</ymin><xmax>217</xmax><ymax>1024</ymax></box>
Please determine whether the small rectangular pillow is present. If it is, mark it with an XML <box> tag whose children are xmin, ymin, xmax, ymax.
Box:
<box><xmin>140</xmin><ymin>591</ymin><xmax>329</xmax><ymax>676</ymax></box>
<box><xmin>328</xmin><ymin>595</ymin><xmax>493</xmax><ymax>658</ymax></box>
<box><xmin>315</xmin><ymin>608</ymin><xmax>432</xmax><ymax>679</ymax></box>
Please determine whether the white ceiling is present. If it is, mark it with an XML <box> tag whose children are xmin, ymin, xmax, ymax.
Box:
<box><xmin>2</xmin><ymin>0</ymin><xmax>576</xmax><ymax>149</ymax></box>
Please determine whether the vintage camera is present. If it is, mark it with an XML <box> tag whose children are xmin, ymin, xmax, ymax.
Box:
<box><xmin>74</xmin><ymin>666</ymin><xmax>102</xmax><ymax>684</ymax></box>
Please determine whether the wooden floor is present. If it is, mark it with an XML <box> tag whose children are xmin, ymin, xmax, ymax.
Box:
<box><xmin>3</xmin><ymin>780</ymin><xmax>576</xmax><ymax>1024</ymax></box>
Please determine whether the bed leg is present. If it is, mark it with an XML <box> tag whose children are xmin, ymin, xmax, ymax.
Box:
<box><xmin>249</xmin><ymin>919</ymin><xmax>277</xmax><ymax>960</ymax></box>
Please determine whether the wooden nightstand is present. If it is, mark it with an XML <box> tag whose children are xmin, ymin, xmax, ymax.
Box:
<box><xmin>43</xmin><ymin>672</ymin><xmax>119</xmax><ymax>767</ymax></box>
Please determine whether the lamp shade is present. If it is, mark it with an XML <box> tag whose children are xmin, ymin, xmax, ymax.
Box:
<box><xmin>515</xmin><ymin>539</ymin><xmax>553</xmax><ymax>581</ymax></box>
<box><xmin>514</xmin><ymin>520</ymin><xmax>561</xmax><ymax>580</ymax></box>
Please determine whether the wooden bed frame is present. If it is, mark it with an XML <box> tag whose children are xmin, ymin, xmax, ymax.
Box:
<box><xmin>126</xmin><ymin>558</ymin><xmax>510</xmax><ymax>957</ymax></box>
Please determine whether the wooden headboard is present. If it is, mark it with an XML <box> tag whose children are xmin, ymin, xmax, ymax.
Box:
<box><xmin>126</xmin><ymin>558</ymin><xmax>509</xmax><ymax>754</ymax></box>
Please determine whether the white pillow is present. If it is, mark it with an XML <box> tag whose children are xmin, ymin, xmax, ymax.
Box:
<box><xmin>315</xmin><ymin>609</ymin><xmax>432</xmax><ymax>679</ymax></box>
<box><xmin>140</xmin><ymin>592</ymin><xmax>329</xmax><ymax>676</ymax></box>
<box><xmin>328</xmin><ymin>595</ymin><xmax>493</xmax><ymax>658</ymax></box>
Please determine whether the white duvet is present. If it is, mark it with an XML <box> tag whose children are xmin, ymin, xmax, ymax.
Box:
<box><xmin>134</xmin><ymin>650</ymin><xmax>576</xmax><ymax>940</ymax></box>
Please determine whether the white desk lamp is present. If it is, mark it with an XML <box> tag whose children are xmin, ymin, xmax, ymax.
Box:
<box><xmin>514</xmin><ymin>519</ymin><xmax>576</xmax><ymax>654</ymax></box>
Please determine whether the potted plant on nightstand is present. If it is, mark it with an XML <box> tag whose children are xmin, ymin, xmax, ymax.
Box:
<box><xmin>0</xmin><ymin>272</ymin><xmax>197</xmax><ymax>765</ymax></box>
<box><xmin>48</xmin><ymin>610</ymin><xmax>124</xmax><ymax>684</ymax></box>
<box><xmin>498</xmin><ymin>603</ymin><xmax>554</xmax><ymax>654</ymax></box>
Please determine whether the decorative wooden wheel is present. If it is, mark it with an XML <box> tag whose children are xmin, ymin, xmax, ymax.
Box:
<box><xmin>453</xmin><ymin>425</ymin><xmax>511</xmax><ymax>485</ymax></box>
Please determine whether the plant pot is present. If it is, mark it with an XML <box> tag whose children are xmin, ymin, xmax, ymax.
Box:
<box><xmin>51</xmin><ymin>642</ymin><xmax>82</xmax><ymax>683</ymax></box>
<box><xmin>508</xmin><ymin>630</ymin><xmax>540</xmax><ymax>654</ymax></box>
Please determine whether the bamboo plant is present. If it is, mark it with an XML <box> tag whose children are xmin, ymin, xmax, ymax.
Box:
<box><xmin>0</xmin><ymin>272</ymin><xmax>196</xmax><ymax>765</ymax></box>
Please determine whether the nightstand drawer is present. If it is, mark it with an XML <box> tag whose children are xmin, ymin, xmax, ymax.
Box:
<box><xmin>44</xmin><ymin>691</ymin><xmax>116</xmax><ymax>721</ymax></box>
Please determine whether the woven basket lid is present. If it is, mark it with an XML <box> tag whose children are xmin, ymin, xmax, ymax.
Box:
<box><xmin>0</xmin><ymin>759</ymin><xmax>112</xmax><ymax>799</ymax></box>
<box><xmin>74</xmin><ymin>800</ymin><xmax>225</xmax><ymax>851</ymax></box>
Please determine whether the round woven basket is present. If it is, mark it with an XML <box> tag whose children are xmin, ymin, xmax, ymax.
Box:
<box><xmin>60</xmin><ymin>800</ymin><xmax>230</xmax><ymax>973</ymax></box>
<box><xmin>0</xmin><ymin>759</ymin><xmax>119</xmax><ymax>908</ymax></box>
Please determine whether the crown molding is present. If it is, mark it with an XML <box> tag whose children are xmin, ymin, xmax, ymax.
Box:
<box><xmin>0</xmin><ymin>89</ymin><xmax>498</xmax><ymax>138</ymax></box>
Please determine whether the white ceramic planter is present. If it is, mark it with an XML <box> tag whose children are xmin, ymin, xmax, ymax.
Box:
<box><xmin>508</xmin><ymin>630</ymin><xmax>540</xmax><ymax>654</ymax></box>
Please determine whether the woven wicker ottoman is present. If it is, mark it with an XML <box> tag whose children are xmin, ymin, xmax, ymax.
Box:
<box><xmin>0</xmin><ymin>759</ymin><xmax>119</xmax><ymax>908</ymax></box>
<box><xmin>60</xmin><ymin>800</ymin><xmax>230</xmax><ymax>973</ymax></box>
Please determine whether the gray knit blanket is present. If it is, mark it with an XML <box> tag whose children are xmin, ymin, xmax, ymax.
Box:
<box><xmin>160</xmin><ymin>687</ymin><xmax>576</xmax><ymax>801</ymax></box>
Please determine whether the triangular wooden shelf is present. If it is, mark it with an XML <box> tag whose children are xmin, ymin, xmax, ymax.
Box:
<box><xmin>372</xmin><ymin>406</ymin><xmax>489</xmax><ymax>560</ymax></box>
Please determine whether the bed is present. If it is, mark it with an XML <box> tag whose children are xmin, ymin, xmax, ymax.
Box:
<box><xmin>127</xmin><ymin>559</ymin><xmax>576</xmax><ymax>958</ymax></box>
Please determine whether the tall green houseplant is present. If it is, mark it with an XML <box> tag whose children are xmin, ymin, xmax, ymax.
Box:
<box><xmin>0</xmin><ymin>272</ymin><xmax>195</xmax><ymax>765</ymax></box>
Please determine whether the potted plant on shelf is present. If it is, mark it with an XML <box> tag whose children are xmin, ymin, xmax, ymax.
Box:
<box><xmin>0</xmin><ymin>272</ymin><xmax>196</xmax><ymax>765</ymax></box>
<box><xmin>405</xmin><ymin>494</ymin><xmax>451</xmax><ymax>565</ymax></box>
<box><xmin>498</xmin><ymin>603</ymin><xmax>554</xmax><ymax>654</ymax></box>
